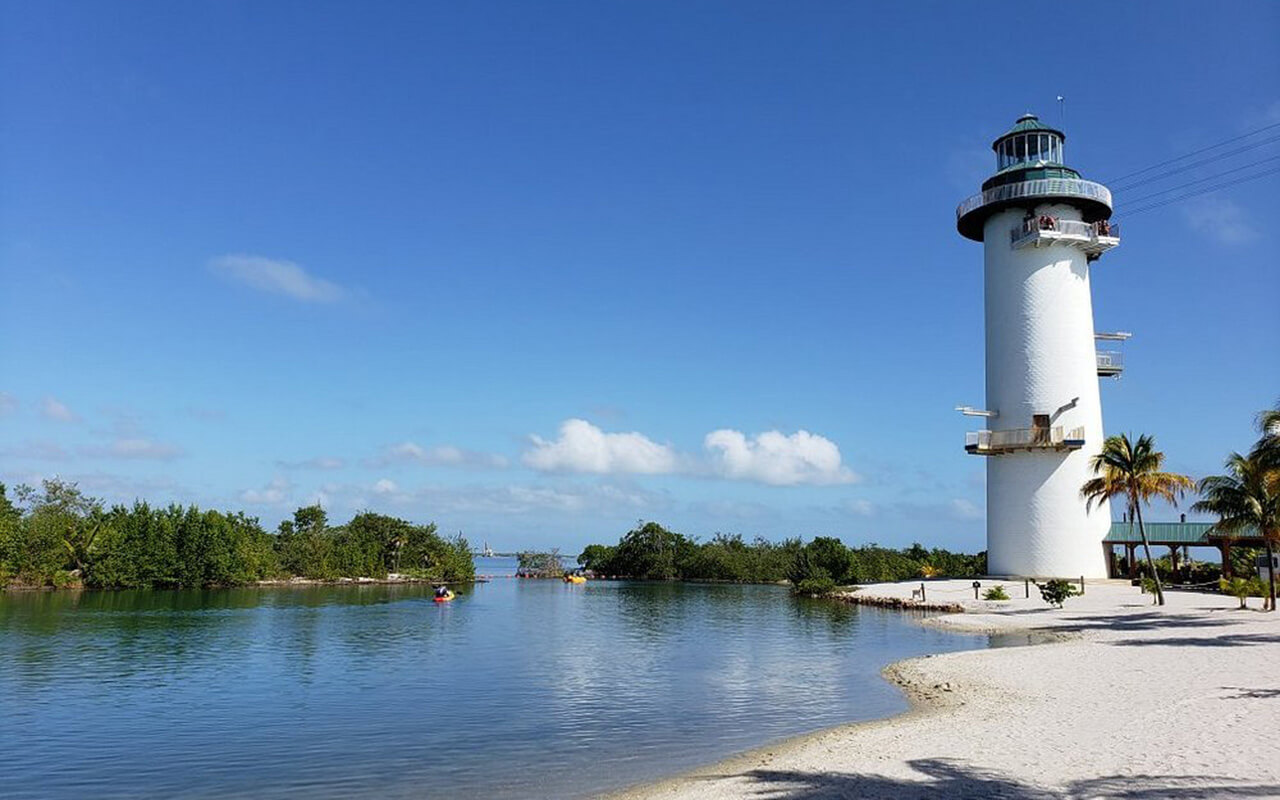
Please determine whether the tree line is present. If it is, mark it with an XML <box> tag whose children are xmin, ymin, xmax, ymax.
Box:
<box><xmin>0</xmin><ymin>480</ymin><xmax>474</xmax><ymax>590</ymax></box>
<box><xmin>577</xmin><ymin>522</ymin><xmax>986</xmax><ymax>594</ymax></box>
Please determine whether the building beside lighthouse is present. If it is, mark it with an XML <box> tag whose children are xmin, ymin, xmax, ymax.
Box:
<box><xmin>956</xmin><ymin>114</ymin><xmax>1120</xmax><ymax>579</ymax></box>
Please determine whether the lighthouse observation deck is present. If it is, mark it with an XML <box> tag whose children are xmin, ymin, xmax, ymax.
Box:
<box><xmin>1010</xmin><ymin>216</ymin><xmax>1119</xmax><ymax>258</ymax></box>
<box><xmin>956</xmin><ymin>177</ymin><xmax>1113</xmax><ymax>240</ymax></box>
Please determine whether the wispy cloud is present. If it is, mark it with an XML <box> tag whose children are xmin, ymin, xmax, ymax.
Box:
<box><xmin>843</xmin><ymin>498</ymin><xmax>875</xmax><ymax>516</ymax></box>
<box><xmin>209</xmin><ymin>254</ymin><xmax>348</xmax><ymax>303</ymax></box>
<box><xmin>0</xmin><ymin>392</ymin><xmax>16</xmax><ymax>416</ymax></box>
<box><xmin>0</xmin><ymin>441</ymin><xmax>70</xmax><ymax>460</ymax></box>
<box><xmin>1182</xmin><ymin>196</ymin><xmax>1259</xmax><ymax>245</ymax></box>
<box><xmin>79</xmin><ymin>437</ymin><xmax>184</xmax><ymax>461</ymax></box>
<box><xmin>308</xmin><ymin>478</ymin><xmax>671</xmax><ymax>518</ymax></box>
<box><xmin>372</xmin><ymin>441</ymin><xmax>509</xmax><ymax>470</ymax></box>
<box><xmin>278</xmin><ymin>456</ymin><xmax>345</xmax><ymax>470</ymax></box>
<box><xmin>949</xmin><ymin>498</ymin><xmax>984</xmax><ymax>521</ymax></box>
<box><xmin>241</xmin><ymin>477</ymin><xmax>291</xmax><ymax>505</ymax></box>
<box><xmin>187</xmin><ymin>406</ymin><xmax>226</xmax><ymax>422</ymax></box>
<box><xmin>40</xmin><ymin>396</ymin><xmax>79</xmax><ymax>422</ymax></box>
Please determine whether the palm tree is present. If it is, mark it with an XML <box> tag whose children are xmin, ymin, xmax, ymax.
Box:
<box><xmin>1194</xmin><ymin>406</ymin><xmax>1280</xmax><ymax>611</ymax></box>
<box><xmin>1193</xmin><ymin>452</ymin><xmax>1279</xmax><ymax>611</ymax></box>
<box><xmin>1253</xmin><ymin>403</ymin><xmax>1280</xmax><ymax>484</ymax></box>
<box><xmin>1081</xmin><ymin>433</ymin><xmax>1194</xmax><ymax>606</ymax></box>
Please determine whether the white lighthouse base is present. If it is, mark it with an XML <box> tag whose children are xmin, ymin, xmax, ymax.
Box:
<box><xmin>986</xmin><ymin>451</ymin><xmax>1111</xmax><ymax>578</ymax></box>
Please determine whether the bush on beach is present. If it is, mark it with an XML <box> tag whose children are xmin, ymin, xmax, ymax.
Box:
<box><xmin>1038</xmin><ymin>578</ymin><xmax>1079</xmax><ymax>608</ymax></box>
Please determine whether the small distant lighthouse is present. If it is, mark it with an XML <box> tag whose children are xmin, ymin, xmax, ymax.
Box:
<box><xmin>956</xmin><ymin>114</ymin><xmax>1121</xmax><ymax>579</ymax></box>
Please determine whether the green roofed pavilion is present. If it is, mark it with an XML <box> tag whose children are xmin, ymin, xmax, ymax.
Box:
<box><xmin>1103</xmin><ymin>521</ymin><xmax>1264</xmax><ymax>580</ymax></box>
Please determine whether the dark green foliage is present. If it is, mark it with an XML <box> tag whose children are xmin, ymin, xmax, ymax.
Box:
<box><xmin>1038</xmin><ymin>578</ymin><xmax>1078</xmax><ymax>608</ymax></box>
<box><xmin>580</xmin><ymin>522</ymin><xmax>984</xmax><ymax>586</ymax></box>
<box><xmin>0</xmin><ymin>480</ymin><xmax>469</xmax><ymax>590</ymax></box>
<box><xmin>86</xmin><ymin>504</ymin><xmax>279</xmax><ymax>589</ymax></box>
<box><xmin>576</xmin><ymin>544</ymin><xmax>617</xmax><ymax>573</ymax></box>
<box><xmin>610</xmin><ymin>522</ymin><xmax>693</xmax><ymax>580</ymax></box>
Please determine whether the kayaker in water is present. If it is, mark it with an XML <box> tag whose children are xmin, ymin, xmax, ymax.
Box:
<box><xmin>434</xmin><ymin>585</ymin><xmax>450</xmax><ymax>599</ymax></box>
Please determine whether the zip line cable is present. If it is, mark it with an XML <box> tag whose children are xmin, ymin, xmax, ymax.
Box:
<box><xmin>1116</xmin><ymin>165</ymin><xmax>1280</xmax><ymax>218</ymax></box>
<box><xmin>1110</xmin><ymin>134</ymin><xmax>1280</xmax><ymax>191</ymax></box>
<box><xmin>1117</xmin><ymin>154</ymin><xmax>1280</xmax><ymax>206</ymax></box>
<box><xmin>1103</xmin><ymin>120</ymin><xmax>1280</xmax><ymax>185</ymax></box>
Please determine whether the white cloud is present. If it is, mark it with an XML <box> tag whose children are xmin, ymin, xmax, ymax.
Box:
<box><xmin>80</xmin><ymin>437</ymin><xmax>183</xmax><ymax>460</ymax></box>
<box><xmin>0</xmin><ymin>392</ymin><xmax>16</xmax><ymax>416</ymax></box>
<box><xmin>241</xmin><ymin>477</ymin><xmax>291</xmax><ymax>505</ymax></box>
<box><xmin>522</xmin><ymin>419</ymin><xmax>858</xmax><ymax>486</ymax></box>
<box><xmin>703</xmin><ymin>429</ymin><xmax>857</xmax><ymax>486</ymax></box>
<box><xmin>1182</xmin><ymin>197</ymin><xmax>1258</xmax><ymax>245</ymax></box>
<box><xmin>209</xmin><ymin>254</ymin><xmax>348</xmax><ymax>303</ymax></box>
<box><xmin>40</xmin><ymin>396</ymin><xmax>78</xmax><ymax>422</ymax></box>
<box><xmin>373</xmin><ymin>478</ymin><xmax>399</xmax><ymax>495</ymax></box>
<box><xmin>523</xmin><ymin>419</ymin><xmax>677</xmax><ymax>475</ymax></box>
<box><xmin>373</xmin><ymin>441</ymin><xmax>509</xmax><ymax>469</ymax></box>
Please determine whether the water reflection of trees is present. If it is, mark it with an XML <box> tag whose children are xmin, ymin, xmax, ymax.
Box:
<box><xmin>0</xmin><ymin>584</ymin><xmax>465</xmax><ymax>689</ymax></box>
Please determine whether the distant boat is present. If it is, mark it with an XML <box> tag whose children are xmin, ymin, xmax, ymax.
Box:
<box><xmin>481</xmin><ymin>541</ymin><xmax>495</xmax><ymax>558</ymax></box>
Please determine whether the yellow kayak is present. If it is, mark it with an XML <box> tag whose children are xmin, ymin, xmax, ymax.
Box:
<box><xmin>433</xmin><ymin>592</ymin><xmax>455</xmax><ymax>603</ymax></box>
<box><xmin>563</xmin><ymin>575</ymin><xmax>587</xmax><ymax>584</ymax></box>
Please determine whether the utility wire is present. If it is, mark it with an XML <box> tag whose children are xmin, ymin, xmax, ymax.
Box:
<box><xmin>1110</xmin><ymin>134</ymin><xmax>1280</xmax><ymax>191</ymax></box>
<box><xmin>1103</xmin><ymin>120</ymin><xmax>1280</xmax><ymax>184</ymax></box>
<box><xmin>1116</xmin><ymin>166</ymin><xmax>1280</xmax><ymax>218</ymax></box>
<box><xmin>1117</xmin><ymin>154</ymin><xmax>1280</xmax><ymax>206</ymax></box>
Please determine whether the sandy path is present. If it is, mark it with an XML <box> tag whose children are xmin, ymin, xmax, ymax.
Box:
<box><xmin>612</xmin><ymin>580</ymin><xmax>1280</xmax><ymax>799</ymax></box>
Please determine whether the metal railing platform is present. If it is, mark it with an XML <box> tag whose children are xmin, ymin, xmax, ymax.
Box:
<box><xmin>965</xmin><ymin>425</ymin><xmax>1086</xmax><ymax>455</ymax></box>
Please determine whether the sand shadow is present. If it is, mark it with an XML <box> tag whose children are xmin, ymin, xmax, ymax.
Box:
<box><xmin>738</xmin><ymin>758</ymin><xmax>1280</xmax><ymax>799</ymax></box>
<box><xmin>1051</xmin><ymin>611</ymin><xmax>1244</xmax><ymax>634</ymax></box>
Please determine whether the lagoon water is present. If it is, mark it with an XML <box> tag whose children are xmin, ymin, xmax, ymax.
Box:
<box><xmin>1</xmin><ymin>559</ymin><xmax>991</xmax><ymax>798</ymax></box>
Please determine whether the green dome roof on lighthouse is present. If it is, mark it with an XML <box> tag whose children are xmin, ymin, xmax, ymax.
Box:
<box><xmin>996</xmin><ymin>113</ymin><xmax>1064</xmax><ymax>142</ymax></box>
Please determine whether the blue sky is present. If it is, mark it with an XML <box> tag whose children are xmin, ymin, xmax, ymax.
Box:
<box><xmin>2</xmin><ymin>1</ymin><xmax>1277</xmax><ymax>552</ymax></box>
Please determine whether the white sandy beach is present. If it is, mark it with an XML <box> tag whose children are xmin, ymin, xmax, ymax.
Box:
<box><xmin>615</xmin><ymin>579</ymin><xmax>1280</xmax><ymax>799</ymax></box>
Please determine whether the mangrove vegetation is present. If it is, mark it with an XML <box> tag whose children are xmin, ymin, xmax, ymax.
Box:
<box><xmin>0</xmin><ymin>479</ymin><xmax>474</xmax><ymax>589</ymax></box>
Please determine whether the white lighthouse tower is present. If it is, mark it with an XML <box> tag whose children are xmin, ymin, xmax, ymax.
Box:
<box><xmin>957</xmin><ymin>114</ymin><xmax>1120</xmax><ymax>579</ymax></box>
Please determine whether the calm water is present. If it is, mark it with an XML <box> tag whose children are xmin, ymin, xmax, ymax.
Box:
<box><xmin>1</xmin><ymin>559</ymin><xmax>992</xmax><ymax>798</ymax></box>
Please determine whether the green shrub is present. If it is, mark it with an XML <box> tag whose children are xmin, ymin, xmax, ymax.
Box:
<box><xmin>793</xmin><ymin>576</ymin><xmax>837</xmax><ymax>596</ymax></box>
<box><xmin>1220</xmin><ymin>576</ymin><xmax>1264</xmax><ymax>609</ymax></box>
<box><xmin>983</xmin><ymin>585</ymin><xmax>1010</xmax><ymax>601</ymax></box>
<box><xmin>1039</xmin><ymin>578</ymin><xmax>1078</xmax><ymax>608</ymax></box>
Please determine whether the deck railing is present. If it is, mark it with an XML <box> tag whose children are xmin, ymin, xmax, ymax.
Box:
<box><xmin>1096</xmin><ymin>350</ymin><xmax>1124</xmax><ymax>373</ymax></box>
<box><xmin>957</xmin><ymin>178</ymin><xmax>1113</xmax><ymax>220</ymax></box>
<box><xmin>965</xmin><ymin>425</ymin><xmax>1086</xmax><ymax>454</ymax></box>
<box><xmin>1010</xmin><ymin>217</ymin><xmax>1120</xmax><ymax>244</ymax></box>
